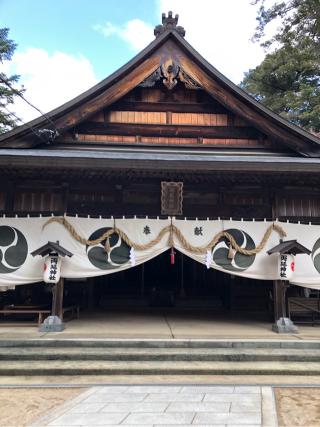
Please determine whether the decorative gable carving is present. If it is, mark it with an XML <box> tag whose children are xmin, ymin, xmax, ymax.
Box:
<box><xmin>140</xmin><ymin>60</ymin><xmax>201</xmax><ymax>91</ymax></box>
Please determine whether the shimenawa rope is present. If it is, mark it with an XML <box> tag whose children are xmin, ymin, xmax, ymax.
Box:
<box><xmin>43</xmin><ymin>217</ymin><xmax>286</xmax><ymax>256</ymax></box>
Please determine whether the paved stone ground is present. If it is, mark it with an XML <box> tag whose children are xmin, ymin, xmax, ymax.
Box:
<box><xmin>30</xmin><ymin>385</ymin><xmax>277</xmax><ymax>426</ymax></box>
<box><xmin>2</xmin><ymin>309</ymin><xmax>320</xmax><ymax>339</ymax></box>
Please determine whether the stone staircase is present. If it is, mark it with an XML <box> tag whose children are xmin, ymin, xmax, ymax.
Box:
<box><xmin>0</xmin><ymin>339</ymin><xmax>319</xmax><ymax>376</ymax></box>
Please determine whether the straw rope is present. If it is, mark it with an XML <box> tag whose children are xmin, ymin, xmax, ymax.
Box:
<box><xmin>43</xmin><ymin>217</ymin><xmax>286</xmax><ymax>256</ymax></box>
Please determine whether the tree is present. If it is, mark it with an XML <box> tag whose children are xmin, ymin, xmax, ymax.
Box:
<box><xmin>0</xmin><ymin>28</ymin><xmax>24</xmax><ymax>134</ymax></box>
<box><xmin>241</xmin><ymin>0</ymin><xmax>320</xmax><ymax>133</ymax></box>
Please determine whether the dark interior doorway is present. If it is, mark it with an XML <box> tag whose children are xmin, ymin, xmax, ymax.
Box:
<box><xmin>0</xmin><ymin>250</ymin><xmax>275</xmax><ymax>324</ymax></box>
<box><xmin>63</xmin><ymin>250</ymin><xmax>273</xmax><ymax>317</ymax></box>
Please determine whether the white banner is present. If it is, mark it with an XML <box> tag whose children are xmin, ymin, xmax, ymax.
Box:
<box><xmin>173</xmin><ymin>219</ymin><xmax>279</xmax><ymax>280</ymax></box>
<box><xmin>278</xmin><ymin>221</ymin><xmax>320</xmax><ymax>290</ymax></box>
<box><xmin>0</xmin><ymin>216</ymin><xmax>170</xmax><ymax>287</ymax></box>
<box><xmin>0</xmin><ymin>215</ymin><xmax>320</xmax><ymax>289</ymax></box>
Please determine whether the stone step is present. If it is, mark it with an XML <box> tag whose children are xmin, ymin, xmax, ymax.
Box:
<box><xmin>0</xmin><ymin>346</ymin><xmax>319</xmax><ymax>362</ymax></box>
<box><xmin>1</xmin><ymin>339</ymin><xmax>320</xmax><ymax>349</ymax></box>
<box><xmin>0</xmin><ymin>359</ymin><xmax>320</xmax><ymax>376</ymax></box>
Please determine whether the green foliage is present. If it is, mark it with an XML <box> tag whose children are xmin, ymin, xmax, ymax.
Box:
<box><xmin>0</xmin><ymin>28</ymin><xmax>24</xmax><ymax>134</ymax></box>
<box><xmin>241</xmin><ymin>0</ymin><xmax>320</xmax><ymax>133</ymax></box>
<box><xmin>252</xmin><ymin>0</ymin><xmax>320</xmax><ymax>47</ymax></box>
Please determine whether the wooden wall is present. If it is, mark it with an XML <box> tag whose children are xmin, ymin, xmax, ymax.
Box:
<box><xmin>0</xmin><ymin>192</ymin><xmax>5</xmax><ymax>211</ymax></box>
<box><xmin>59</xmin><ymin>86</ymin><xmax>279</xmax><ymax>151</ymax></box>
<box><xmin>2</xmin><ymin>179</ymin><xmax>320</xmax><ymax>221</ymax></box>
<box><xmin>13</xmin><ymin>191</ymin><xmax>64</xmax><ymax>212</ymax></box>
<box><xmin>0</xmin><ymin>82</ymin><xmax>315</xmax><ymax>219</ymax></box>
<box><xmin>275</xmin><ymin>193</ymin><xmax>320</xmax><ymax>218</ymax></box>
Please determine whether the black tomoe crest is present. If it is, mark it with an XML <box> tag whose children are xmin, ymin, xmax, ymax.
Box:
<box><xmin>0</xmin><ymin>226</ymin><xmax>28</xmax><ymax>274</ymax></box>
<box><xmin>212</xmin><ymin>228</ymin><xmax>256</xmax><ymax>272</ymax></box>
<box><xmin>86</xmin><ymin>227</ymin><xmax>130</xmax><ymax>270</ymax></box>
<box><xmin>312</xmin><ymin>238</ymin><xmax>320</xmax><ymax>273</ymax></box>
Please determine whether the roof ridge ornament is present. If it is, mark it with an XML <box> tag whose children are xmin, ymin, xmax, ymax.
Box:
<box><xmin>154</xmin><ymin>11</ymin><xmax>186</xmax><ymax>38</ymax></box>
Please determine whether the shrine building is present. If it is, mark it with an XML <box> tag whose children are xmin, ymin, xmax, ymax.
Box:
<box><xmin>0</xmin><ymin>12</ymin><xmax>320</xmax><ymax>333</ymax></box>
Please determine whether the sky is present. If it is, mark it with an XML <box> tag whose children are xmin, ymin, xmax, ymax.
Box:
<box><xmin>0</xmin><ymin>0</ymin><xmax>272</xmax><ymax>123</ymax></box>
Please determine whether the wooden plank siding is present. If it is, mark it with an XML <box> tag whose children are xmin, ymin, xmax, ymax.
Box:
<box><xmin>2</xmin><ymin>180</ymin><xmax>320</xmax><ymax>221</ymax></box>
<box><xmin>106</xmin><ymin>111</ymin><xmax>167</xmax><ymax>124</ymax></box>
<box><xmin>275</xmin><ymin>194</ymin><xmax>320</xmax><ymax>217</ymax></box>
<box><xmin>13</xmin><ymin>191</ymin><xmax>64</xmax><ymax>212</ymax></box>
<box><xmin>94</xmin><ymin>111</ymin><xmax>246</xmax><ymax>127</ymax></box>
<box><xmin>64</xmin><ymin>82</ymin><xmax>277</xmax><ymax>150</ymax></box>
<box><xmin>172</xmin><ymin>113</ymin><xmax>227</xmax><ymax>126</ymax></box>
<box><xmin>77</xmin><ymin>81</ymin><xmax>271</xmax><ymax>147</ymax></box>
<box><xmin>0</xmin><ymin>192</ymin><xmax>5</xmax><ymax>211</ymax></box>
<box><xmin>110</xmin><ymin>101</ymin><xmax>228</xmax><ymax>113</ymax></box>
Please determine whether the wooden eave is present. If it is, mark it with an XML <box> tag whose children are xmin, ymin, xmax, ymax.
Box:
<box><xmin>1</xmin><ymin>148</ymin><xmax>320</xmax><ymax>174</ymax></box>
<box><xmin>1</xmin><ymin>30</ymin><xmax>320</xmax><ymax>157</ymax></box>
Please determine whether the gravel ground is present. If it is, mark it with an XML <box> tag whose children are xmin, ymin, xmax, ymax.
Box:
<box><xmin>0</xmin><ymin>388</ymin><xmax>84</xmax><ymax>427</ymax></box>
<box><xmin>275</xmin><ymin>387</ymin><xmax>320</xmax><ymax>427</ymax></box>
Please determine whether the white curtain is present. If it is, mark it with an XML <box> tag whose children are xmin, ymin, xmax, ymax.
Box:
<box><xmin>0</xmin><ymin>216</ymin><xmax>170</xmax><ymax>286</ymax></box>
<box><xmin>0</xmin><ymin>215</ymin><xmax>320</xmax><ymax>289</ymax></box>
<box><xmin>173</xmin><ymin>219</ymin><xmax>280</xmax><ymax>280</ymax></box>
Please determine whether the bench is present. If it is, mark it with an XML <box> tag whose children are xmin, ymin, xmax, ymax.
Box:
<box><xmin>0</xmin><ymin>309</ymin><xmax>51</xmax><ymax>325</ymax></box>
<box><xmin>0</xmin><ymin>305</ymin><xmax>80</xmax><ymax>325</ymax></box>
<box><xmin>288</xmin><ymin>297</ymin><xmax>320</xmax><ymax>325</ymax></box>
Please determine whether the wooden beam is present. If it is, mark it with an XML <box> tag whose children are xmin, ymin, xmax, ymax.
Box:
<box><xmin>54</xmin><ymin>57</ymin><xmax>160</xmax><ymax>132</ymax></box>
<box><xmin>76</xmin><ymin>122</ymin><xmax>260</xmax><ymax>139</ymax></box>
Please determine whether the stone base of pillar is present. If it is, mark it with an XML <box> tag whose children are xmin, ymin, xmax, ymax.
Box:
<box><xmin>272</xmin><ymin>317</ymin><xmax>298</xmax><ymax>334</ymax></box>
<box><xmin>39</xmin><ymin>315</ymin><xmax>65</xmax><ymax>332</ymax></box>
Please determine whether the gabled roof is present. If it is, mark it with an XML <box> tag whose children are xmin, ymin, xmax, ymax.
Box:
<box><xmin>31</xmin><ymin>241</ymin><xmax>73</xmax><ymax>257</ymax></box>
<box><xmin>1</xmin><ymin>12</ymin><xmax>320</xmax><ymax>157</ymax></box>
<box><xmin>267</xmin><ymin>240</ymin><xmax>311</xmax><ymax>255</ymax></box>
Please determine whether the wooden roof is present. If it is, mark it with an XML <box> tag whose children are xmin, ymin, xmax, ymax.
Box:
<box><xmin>1</xmin><ymin>12</ymin><xmax>320</xmax><ymax>158</ymax></box>
<box><xmin>31</xmin><ymin>241</ymin><xmax>73</xmax><ymax>257</ymax></box>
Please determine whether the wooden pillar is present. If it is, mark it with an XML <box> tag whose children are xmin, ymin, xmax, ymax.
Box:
<box><xmin>272</xmin><ymin>279</ymin><xmax>298</xmax><ymax>332</ymax></box>
<box><xmin>271</xmin><ymin>191</ymin><xmax>298</xmax><ymax>332</ymax></box>
<box><xmin>272</xmin><ymin>191</ymin><xmax>282</xmax><ymax>321</ymax></box>
<box><xmin>51</xmin><ymin>278</ymin><xmax>64</xmax><ymax>319</ymax></box>
<box><xmin>179</xmin><ymin>253</ymin><xmax>185</xmax><ymax>299</ymax></box>
<box><xmin>273</xmin><ymin>280</ymin><xmax>285</xmax><ymax>321</ymax></box>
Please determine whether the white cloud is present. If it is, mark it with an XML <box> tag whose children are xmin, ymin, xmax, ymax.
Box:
<box><xmin>158</xmin><ymin>0</ymin><xmax>267</xmax><ymax>83</ymax></box>
<box><xmin>5</xmin><ymin>48</ymin><xmax>98</xmax><ymax>122</ymax></box>
<box><xmin>94</xmin><ymin>19</ymin><xmax>154</xmax><ymax>51</ymax></box>
<box><xmin>94</xmin><ymin>22</ymin><xmax>118</xmax><ymax>37</ymax></box>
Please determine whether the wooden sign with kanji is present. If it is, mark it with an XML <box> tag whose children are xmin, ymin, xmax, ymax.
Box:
<box><xmin>161</xmin><ymin>181</ymin><xmax>183</xmax><ymax>215</ymax></box>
